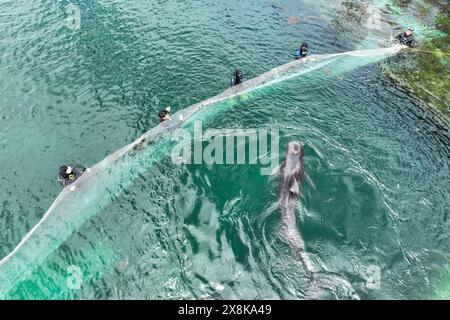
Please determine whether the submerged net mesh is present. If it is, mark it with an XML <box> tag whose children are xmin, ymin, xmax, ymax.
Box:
<box><xmin>0</xmin><ymin>46</ymin><xmax>403</xmax><ymax>297</ymax></box>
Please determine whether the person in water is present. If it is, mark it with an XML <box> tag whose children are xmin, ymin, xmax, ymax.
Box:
<box><xmin>158</xmin><ymin>106</ymin><xmax>171</xmax><ymax>122</ymax></box>
<box><xmin>295</xmin><ymin>42</ymin><xmax>309</xmax><ymax>59</ymax></box>
<box><xmin>230</xmin><ymin>68</ymin><xmax>245</xmax><ymax>86</ymax></box>
<box><xmin>396</xmin><ymin>27</ymin><xmax>416</xmax><ymax>48</ymax></box>
<box><xmin>58</xmin><ymin>164</ymin><xmax>87</xmax><ymax>187</ymax></box>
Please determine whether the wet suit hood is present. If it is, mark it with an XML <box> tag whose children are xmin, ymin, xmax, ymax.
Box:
<box><xmin>158</xmin><ymin>109</ymin><xmax>169</xmax><ymax>121</ymax></box>
<box><xmin>295</xmin><ymin>43</ymin><xmax>309</xmax><ymax>59</ymax></box>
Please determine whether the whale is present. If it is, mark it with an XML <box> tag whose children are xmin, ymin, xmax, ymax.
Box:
<box><xmin>278</xmin><ymin>141</ymin><xmax>315</xmax><ymax>276</ymax></box>
<box><xmin>278</xmin><ymin>141</ymin><xmax>360</xmax><ymax>299</ymax></box>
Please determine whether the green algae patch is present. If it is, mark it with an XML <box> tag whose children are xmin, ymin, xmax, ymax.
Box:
<box><xmin>430</xmin><ymin>262</ymin><xmax>450</xmax><ymax>300</ymax></box>
<box><xmin>383</xmin><ymin>1</ymin><xmax>450</xmax><ymax>126</ymax></box>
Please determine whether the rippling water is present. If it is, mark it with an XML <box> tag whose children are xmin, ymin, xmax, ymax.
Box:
<box><xmin>0</xmin><ymin>0</ymin><xmax>449</xmax><ymax>299</ymax></box>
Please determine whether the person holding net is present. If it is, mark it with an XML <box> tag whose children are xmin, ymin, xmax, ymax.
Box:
<box><xmin>58</xmin><ymin>164</ymin><xmax>88</xmax><ymax>188</ymax></box>
<box><xmin>396</xmin><ymin>27</ymin><xmax>416</xmax><ymax>48</ymax></box>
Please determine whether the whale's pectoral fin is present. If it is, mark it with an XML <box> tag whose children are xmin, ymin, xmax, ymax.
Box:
<box><xmin>269</xmin><ymin>165</ymin><xmax>281</xmax><ymax>178</ymax></box>
<box><xmin>289</xmin><ymin>179</ymin><xmax>300</xmax><ymax>195</ymax></box>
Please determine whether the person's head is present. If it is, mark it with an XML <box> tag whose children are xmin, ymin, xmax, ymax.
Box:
<box><xmin>405</xmin><ymin>27</ymin><xmax>414</xmax><ymax>36</ymax></box>
<box><xmin>158</xmin><ymin>109</ymin><xmax>169</xmax><ymax>121</ymax></box>
<box><xmin>234</xmin><ymin>68</ymin><xmax>243</xmax><ymax>79</ymax></box>
<box><xmin>300</xmin><ymin>42</ymin><xmax>308</xmax><ymax>52</ymax></box>
<box><xmin>59</xmin><ymin>165</ymin><xmax>73</xmax><ymax>179</ymax></box>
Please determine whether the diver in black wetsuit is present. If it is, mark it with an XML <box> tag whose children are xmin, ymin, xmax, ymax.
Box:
<box><xmin>58</xmin><ymin>164</ymin><xmax>87</xmax><ymax>187</ymax></box>
<box><xmin>295</xmin><ymin>42</ymin><xmax>309</xmax><ymax>59</ymax></box>
<box><xmin>396</xmin><ymin>27</ymin><xmax>416</xmax><ymax>48</ymax></box>
<box><xmin>230</xmin><ymin>68</ymin><xmax>245</xmax><ymax>87</ymax></box>
<box><xmin>158</xmin><ymin>106</ymin><xmax>171</xmax><ymax>122</ymax></box>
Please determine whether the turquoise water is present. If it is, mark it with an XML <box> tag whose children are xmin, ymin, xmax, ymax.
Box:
<box><xmin>0</xmin><ymin>0</ymin><xmax>449</xmax><ymax>299</ymax></box>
